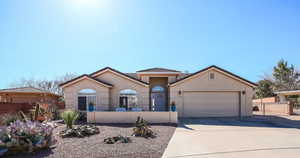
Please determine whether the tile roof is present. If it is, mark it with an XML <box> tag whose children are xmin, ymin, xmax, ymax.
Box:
<box><xmin>0</xmin><ymin>87</ymin><xmax>60</xmax><ymax>96</ymax></box>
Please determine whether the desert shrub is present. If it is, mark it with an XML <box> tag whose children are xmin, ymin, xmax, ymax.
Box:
<box><xmin>77</xmin><ymin>111</ymin><xmax>87</xmax><ymax>122</ymax></box>
<box><xmin>132</xmin><ymin>116</ymin><xmax>156</xmax><ymax>138</ymax></box>
<box><xmin>59</xmin><ymin>125</ymin><xmax>99</xmax><ymax>138</ymax></box>
<box><xmin>104</xmin><ymin>135</ymin><xmax>132</xmax><ymax>144</ymax></box>
<box><xmin>0</xmin><ymin>113</ymin><xmax>20</xmax><ymax>126</ymax></box>
<box><xmin>50</xmin><ymin>105</ymin><xmax>60</xmax><ymax>120</ymax></box>
<box><xmin>60</xmin><ymin>110</ymin><xmax>79</xmax><ymax>129</ymax></box>
<box><xmin>0</xmin><ymin>120</ymin><xmax>55</xmax><ymax>156</ymax></box>
<box><xmin>253</xmin><ymin>106</ymin><xmax>259</xmax><ymax>111</ymax></box>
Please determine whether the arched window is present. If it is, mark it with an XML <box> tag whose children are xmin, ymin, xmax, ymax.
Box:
<box><xmin>78</xmin><ymin>89</ymin><xmax>96</xmax><ymax>111</ymax></box>
<box><xmin>119</xmin><ymin>89</ymin><xmax>137</xmax><ymax>109</ymax></box>
<box><xmin>152</xmin><ymin>86</ymin><xmax>165</xmax><ymax>93</ymax></box>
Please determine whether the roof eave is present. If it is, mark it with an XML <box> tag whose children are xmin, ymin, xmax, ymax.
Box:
<box><xmin>170</xmin><ymin>65</ymin><xmax>257</xmax><ymax>88</ymax></box>
<box><xmin>59</xmin><ymin>75</ymin><xmax>113</xmax><ymax>89</ymax></box>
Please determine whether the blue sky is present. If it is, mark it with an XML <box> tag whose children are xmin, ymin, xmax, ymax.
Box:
<box><xmin>0</xmin><ymin>0</ymin><xmax>299</xmax><ymax>88</ymax></box>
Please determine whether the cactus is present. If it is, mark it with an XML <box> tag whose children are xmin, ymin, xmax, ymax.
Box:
<box><xmin>132</xmin><ymin>116</ymin><xmax>156</xmax><ymax>138</ymax></box>
<box><xmin>33</xmin><ymin>104</ymin><xmax>40</xmax><ymax>121</ymax></box>
<box><xmin>18</xmin><ymin>111</ymin><xmax>28</xmax><ymax>122</ymax></box>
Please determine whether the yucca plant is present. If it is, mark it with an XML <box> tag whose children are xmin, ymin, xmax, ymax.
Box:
<box><xmin>60</xmin><ymin>110</ymin><xmax>79</xmax><ymax>129</ymax></box>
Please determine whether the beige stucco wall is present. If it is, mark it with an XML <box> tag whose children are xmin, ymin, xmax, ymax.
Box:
<box><xmin>170</xmin><ymin>70</ymin><xmax>254</xmax><ymax>117</ymax></box>
<box><xmin>138</xmin><ymin>74</ymin><xmax>178</xmax><ymax>83</ymax></box>
<box><xmin>62</xmin><ymin>79</ymin><xmax>110</xmax><ymax>111</ymax></box>
<box><xmin>140</xmin><ymin>76</ymin><xmax>150</xmax><ymax>83</ymax></box>
<box><xmin>95</xmin><ymin>71</ymin><xmax>150</xmax><ymax>111</ymax></box>
<box><xmin>87</xmin><ymin>111</ymin><xmax>178</xmax><ymax>123</ymax></box>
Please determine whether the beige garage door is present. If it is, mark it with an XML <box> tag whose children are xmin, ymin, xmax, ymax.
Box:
<box><xmin>183</xmin><ymin>91</ymin><xmax>239</xmax><ymax>117</ymax></box>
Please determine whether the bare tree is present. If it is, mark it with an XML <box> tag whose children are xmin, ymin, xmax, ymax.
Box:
<box><xmin>9</xmin><ymin>73</ymin><xmax>78</xmax><ymax>96</ymax></box>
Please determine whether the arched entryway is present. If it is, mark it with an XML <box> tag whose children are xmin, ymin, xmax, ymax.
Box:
<box><xmin>151</xmin><ymin>85</ymin><xmax>166</xmax><ymax>111</ymax></box>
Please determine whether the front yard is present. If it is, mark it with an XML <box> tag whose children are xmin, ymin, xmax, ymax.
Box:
<box><xmin>7</xmin><ymin>123</ymin><xmax>176</xmax><ymax>158</ymax></box>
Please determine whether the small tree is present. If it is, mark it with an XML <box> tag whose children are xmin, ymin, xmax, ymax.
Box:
<box><xmin>9</xmin><ymin>73</ymin><xmax>77</xmax><ymax>96</ymax></box>
<box><xmin>273</xmin><ymin>59</ymin><xmax>300</xmax><ymax>91</ymax></box>
<box><xmin>255</xmin><ymin>80</ymin><xmax>274</xmax><ymax>99</ymax></box>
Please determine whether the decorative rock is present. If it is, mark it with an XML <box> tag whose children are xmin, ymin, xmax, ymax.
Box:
<box><xmin>59</xmin><ymin>125</ymin><xmax>100</xmax><ymax>138</ymax></box>
<box><xmin>104</xmin><ymin>135</ymin><xmax>132</xmax><ymax>144</ymax></box>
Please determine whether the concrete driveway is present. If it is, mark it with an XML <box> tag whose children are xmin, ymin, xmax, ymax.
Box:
<box><xmin>163</xmin><ymin>118</ymin><xmax>300</xmax><ymax>158</ymax></box>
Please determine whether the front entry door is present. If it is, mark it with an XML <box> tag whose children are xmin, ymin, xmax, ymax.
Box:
<box><xmin>151</xmin><ymin>93</ymin><xmax>166</xmax><ymax>111</ymax></box>
<box><xmin>78</xmin><ymin>96</ymin><xmax>87</xmax><ymax>111</ymax></box>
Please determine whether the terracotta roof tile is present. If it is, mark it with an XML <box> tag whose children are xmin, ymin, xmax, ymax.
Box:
<box><xmin>0</xmin><ymin>87</ymin><xmax>60</xmax><ymax>96</ymax></box>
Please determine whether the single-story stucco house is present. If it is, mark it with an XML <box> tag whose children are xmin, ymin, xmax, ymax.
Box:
<box><xmin>0</xmin><ymin>87</ymin><xmax>63</xmax><ymax>114</ymax></box>
<box><xmin>59</xmin><ymin>65</ymin><xmax>257</xmax><ymax>118</ymax></box>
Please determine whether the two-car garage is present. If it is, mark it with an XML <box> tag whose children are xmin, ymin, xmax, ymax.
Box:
<box><xmin>182</xmin><ymin>91</ymin><xmax>240</xmax><ymax>117</ymax></box>
<box><xmin>169</xmin><ymin>66</ymin><xmax>256</xmax><ymax>118</ymax></box>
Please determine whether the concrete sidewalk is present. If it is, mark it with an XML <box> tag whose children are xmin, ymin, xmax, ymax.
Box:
<box><xmin>163</xmin><ymin>118</ymin><xmax>300</xmax><ymax>158</ymax></box>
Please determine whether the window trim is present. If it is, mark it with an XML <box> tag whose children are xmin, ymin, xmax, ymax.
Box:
<box><xmin>119</xmin><ymin>89</ymin><xmax>138</xmax><ymax>110</ymax></box>
<box><xmin>77</xmin><ymin>89</ymin><xmax>97</xmax><ymax>111</ymax></box>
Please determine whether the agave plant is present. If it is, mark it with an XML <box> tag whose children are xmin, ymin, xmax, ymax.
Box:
<box><xmin>60</xmin><ymin>110</ymin><xmax>79</xmax><ymax>129</ymax></box>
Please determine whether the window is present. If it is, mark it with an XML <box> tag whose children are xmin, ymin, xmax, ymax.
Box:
<box><xmin>209</xmin><ymin>72</ymin><xmax>215</xmax><ymax>80</ymax></box>
<box><xmin>152</xmin><ymin>86</ymin><xmax>165</xmax><ymax>93</ymax></box>
<box><xmin>119</xmin><ymin>89</ymin><xmax>137</xmax><ymax>109</ymax></box>
<box><xmin>78</xmin><ymin>89</ymin><xmax>96</xmax><ymax>111</ymax></box>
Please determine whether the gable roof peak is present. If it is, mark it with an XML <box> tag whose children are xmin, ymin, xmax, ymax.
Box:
<box><xmin>59</xmin><ymin>74</ymin><xmax>113</xmax><ymax>88</ymax></box>
<box><xmin>170</xmin><ymin>65</ymin><xmax>257</xmax><ymax>87</ymax></box>
<box><xmin>89</xmin><ymin>67</ymin><xmax>149</xmax><ymax>86</ymax></box>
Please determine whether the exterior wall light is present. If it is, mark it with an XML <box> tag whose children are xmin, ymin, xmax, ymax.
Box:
<box><xmin>178</xmin><ymin>90</ymin><xmax>182</xmax><ymax>95</ymax></box>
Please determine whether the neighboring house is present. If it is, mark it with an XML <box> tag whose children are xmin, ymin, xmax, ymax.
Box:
<box><xmin>274</xmin><ymin>90</ymin><xmax>300</xmax><ymax>103</ymax></box>
<box><xmin>60</xmin><ymin>65</ymin><xmax>257</xmax><ymax>118</ymax></box>
<box><xmin>0</xmin><ymin>87</ymin><xmax>63</xmax><ymax>114</ymax></box>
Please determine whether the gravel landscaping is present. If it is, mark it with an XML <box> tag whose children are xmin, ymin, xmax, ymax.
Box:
<box><xmin>7</xmin><ymin>123</ymin><xmax>176</xmax><ymax>158</ymax></box>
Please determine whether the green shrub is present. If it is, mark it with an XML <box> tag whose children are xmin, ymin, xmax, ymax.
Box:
<box><xmin>77</xmin><ymin>111</ymin><xmax>87</xmax><ymax>122</ymax></box>
<box><xmin>60</xmin><ymin>110</ymin><xmax>79</xmax><ymax>129</ymax></box>
<box><xmin>132</xmin><ymin>116</ymin><xmax>156</xmax><ymax>138</ymax></box>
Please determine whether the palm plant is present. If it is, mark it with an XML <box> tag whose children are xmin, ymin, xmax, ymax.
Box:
<box><xmin>60</xmin><ymin>110</ymin><xmax>79</xmax><ymax>129</ymax></box>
